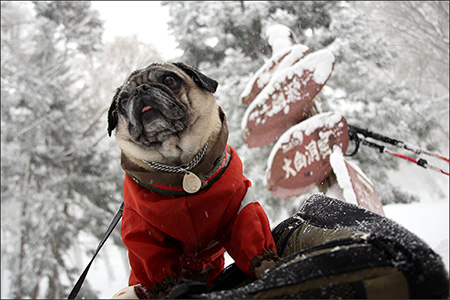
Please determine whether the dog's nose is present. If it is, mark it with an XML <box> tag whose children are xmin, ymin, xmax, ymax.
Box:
<box><xmin>134</xmin><ymin>84</ymin><xmax>151</xmax><ymax>97</ymax></box>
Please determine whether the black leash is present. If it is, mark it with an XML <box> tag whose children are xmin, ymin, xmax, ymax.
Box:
<box><xmin>68</xmin><ymin>202</ymin><xmax>124</xmax><ymax>299</ymax></box>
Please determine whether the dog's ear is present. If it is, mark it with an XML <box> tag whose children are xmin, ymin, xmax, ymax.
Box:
<box><xmin>107</xmin><ymin>88</ymin><xmax>120</xmax><ymax>137</ymax></box>
<box><xmin>174</xmin><ymin>62</ymin><xmax>218</xmax><ymax>93</ymax></box>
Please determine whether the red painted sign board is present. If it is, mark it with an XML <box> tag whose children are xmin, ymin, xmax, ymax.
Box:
<box><xmin>240</xmin><ymin>44</ymin><xmax>309</xmax><ymax>105</ymax></box>
<box><xmin>346</xmin><ymin>160</ymin><xmax>385</xmax><ymax>216</ymax></box>
<box><xmin>266</xmin><ymin>112</ymin><xmax>349</xmax><ymax>199</ymax></box>
<box><xmin>329</xmin><ymin>149</ymin><xmax>385</xmax><ymax>216</ymax></box>
<box><xmin>242</xmin><ymin>49</ymin><xmax>335</xmax><ymax>148</ymax></box>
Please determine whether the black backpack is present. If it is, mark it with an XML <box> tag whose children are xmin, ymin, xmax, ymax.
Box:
<box><xmin>168</xmin><ymin>194</ymin><xmax>449</xmax><ymax>299</ymax></box>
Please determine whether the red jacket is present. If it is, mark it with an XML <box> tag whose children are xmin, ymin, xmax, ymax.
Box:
<box><xmin>121</xmin><ymin>146</ymin><xmax>276</xmax><ymax>290</ymax></box>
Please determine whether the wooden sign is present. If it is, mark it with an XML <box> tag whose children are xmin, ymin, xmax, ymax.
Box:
<box><xmin>242</xmin><ymin>49</ymin><xmax>335</xmax><ymax>148</ymax></box>
<box><xmin>240</xmin><ymin>44</ymin><xmax>309</xmax><ymax>105</ymax></box>
<box><xmin>329</xmin><ymin>148</ymin><xmax>385</xmax><ymax>216</ymax></box>
<box><xmin>266</xmin><ymin>112</ymin><xmax>349</xmax><ymax>199</ymax></box>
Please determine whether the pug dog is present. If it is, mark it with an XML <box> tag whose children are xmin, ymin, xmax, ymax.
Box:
<box><xmin>108</xmin><ymin>62</ymin><xmax>279</xmax><ymax>299</ymax></box>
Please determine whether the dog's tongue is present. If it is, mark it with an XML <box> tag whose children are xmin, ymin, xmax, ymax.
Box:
<box><xmin>141</xmin><ymin>105</ymin><xmax>152</xmax><ymax>113</ymax></box>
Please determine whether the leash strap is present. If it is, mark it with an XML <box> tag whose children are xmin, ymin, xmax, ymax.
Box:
<box><xmin>68</xmin><ymin>202</ymin><xmax>124</xmax><ymax>299</ymax></box>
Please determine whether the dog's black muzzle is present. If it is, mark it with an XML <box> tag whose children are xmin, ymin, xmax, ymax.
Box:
<box><xmin>128</xmin><ymin>84</ymin><xmax>191</xmax><ymax>146</ymax></box>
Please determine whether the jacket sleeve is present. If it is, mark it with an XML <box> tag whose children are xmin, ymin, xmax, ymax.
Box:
<box><xmin>223</xmin><ymin>198</ymin><xmax>278</xmax><ymax>276</ymax></box>
<box><xmin>121</xmin><ymin>205</ymin><xmax>182</xmax><ymax>290</ymax></box>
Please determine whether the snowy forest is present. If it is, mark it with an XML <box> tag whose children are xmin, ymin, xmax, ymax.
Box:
<box><xmin>1</xmin><ymin>1</ymin><xmax>448</xmax><ymax>299</ymax></box>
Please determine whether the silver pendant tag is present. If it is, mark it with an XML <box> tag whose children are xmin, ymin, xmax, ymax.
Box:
<box><xmin>183</xmin><ymin>172</ymin><xmax>202</xmax><ymax>193</ymax></box>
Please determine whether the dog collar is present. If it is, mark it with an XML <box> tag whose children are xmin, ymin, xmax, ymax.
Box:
<box><xmin>141</xmin><ymin>143</ymin><xmax>209</xmax><ymax>194</ymax></box>
<box><xmin>121</xmin><ymin>108</ymin><xmax>230</xmax><ymax>196</ymax></box>
<box><xmin>129</xmin><ymin>145</ymin><xmax>231</xmax><ymax>196</ymax></box>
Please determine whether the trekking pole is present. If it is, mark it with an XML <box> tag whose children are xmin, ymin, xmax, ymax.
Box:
<box><xmin>348</xmin><ymin>125</ymin><xmax>449</xmax><ymax>163</ymax></box>
<box><xmin>348</xmin><ymin>134</ymin><xmax>449</xmax><ymax>176</ymax></box>
<box><xmin>383</xmin><ymin>148</ymin><xmax>449</xmax><ymax>176</ymax></box>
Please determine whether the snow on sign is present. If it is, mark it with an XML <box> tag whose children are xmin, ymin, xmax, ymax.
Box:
<box><xmin>330</xmin><ymin>148</ymin><xmax>385</xmax><ymax>216</ymax></box>
<box><xmin>242</xmin><ymin>49</ymin><xmax>335</xmax><ymax>148</ymax></box>
<box><xmin>240</xmin><ymin>44</ymin><xmax>309</xmax><ymax>105</ymax></box>
<box><xmin>266</xmin><ymin>112</ymin><xmax>349</xmax><ymax>199</ymax></box>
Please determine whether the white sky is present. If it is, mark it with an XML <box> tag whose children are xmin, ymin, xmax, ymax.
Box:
<box><xmin>91</xmin><ymin>1</ymin><xmax>181</xmax><ymax>60</ymax></box>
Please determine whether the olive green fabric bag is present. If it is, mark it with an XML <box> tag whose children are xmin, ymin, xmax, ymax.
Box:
<box><xmin>168</xmin><ymin>194</ymin><xmax>449</xmax><ymax>299</ymax></box>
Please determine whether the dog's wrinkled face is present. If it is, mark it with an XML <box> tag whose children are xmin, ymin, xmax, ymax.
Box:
<box><xmin>112</xmin><ymin>65</ymin><xmax>190</xmax><ymax>147</ymax></box>
<box><xmin>108</xmin><ymin>63</ymin><xmax>218</xmax><ymax>148</ymax></box>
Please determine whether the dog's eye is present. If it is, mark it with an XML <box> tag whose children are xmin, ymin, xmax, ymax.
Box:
<box><xmin>163</xmin><ymin>76</ymin><xmax>178</xmax><ymax>89</ymax></box>
<box><xmin>118</xmin><ymin>92</ymin><xmax>129</xmax><ymax>111</ymax></box>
